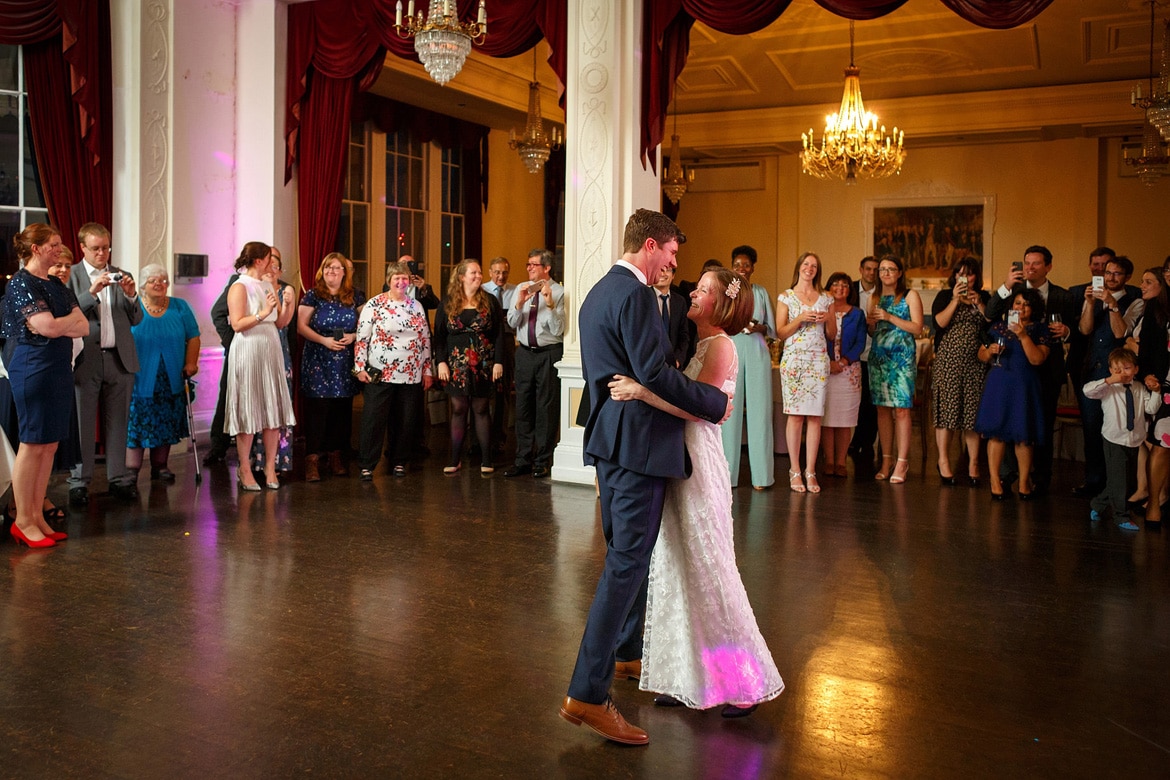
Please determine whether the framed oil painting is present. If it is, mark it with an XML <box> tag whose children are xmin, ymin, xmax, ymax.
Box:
<box><xmin>865</xmin><ymin>196</ymin><xmax>995</xmax><ymax>286</ymax></box>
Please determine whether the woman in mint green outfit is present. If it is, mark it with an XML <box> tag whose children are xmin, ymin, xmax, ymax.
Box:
<box><xmin>721</xmin><ymin>245</ymin><xmax>775</xmax><ymax>489</ymax></box>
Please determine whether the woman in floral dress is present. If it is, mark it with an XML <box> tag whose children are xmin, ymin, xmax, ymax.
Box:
<box><xmin>930</xmin><ymin>258</ymin><xmax>989</xmax><ymax>485</ymax></box>
<box><xmin>775</xmin><ymin>252</ymin><xmax>832</xmax><ymax>492</ymax></box>
<box><xmin>433</xmin><ymin>260</ymin><xmax>505</xmax><ymax>474</ymax></box>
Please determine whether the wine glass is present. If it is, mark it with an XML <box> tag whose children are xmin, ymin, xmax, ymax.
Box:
<box><xmin>993</xmin><ymin>335</ymin><xmax>1006</xmax><ymax>367</ymax></box>
<box><xmin>1049</xmin><ymin>313</ymin><xmax>1062</xmax><ymax>325</ymax></box>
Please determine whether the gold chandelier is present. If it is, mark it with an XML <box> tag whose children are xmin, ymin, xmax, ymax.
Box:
<box><xmin>662</xmin><ymin>105</ymin><xmax>693</xmax><ymax>204</ymax></box>
<box><xmin>1126</xmin><ymin>4</ymin><xmax>1169</xmax><ymax>185</ymax></box>
<box><xmin>394</xmin><ymin>0</ymin><xmax>487</xmax><ymax>86</ymax></box>
<box><xmin>509</xmin><ymin>49</ymin><xmax>562</xmax><ymax>173</ymax></box>
<box><xmin>801</xmin><ymin>21</ymin><xmax>905</xmax><ymax>184</ymax></box>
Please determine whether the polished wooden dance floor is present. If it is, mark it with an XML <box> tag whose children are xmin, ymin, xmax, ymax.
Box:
<box><xmin>2</xmin><ymin>437</ymin><xmax>1168</xmax><ymax>779</ymax></box>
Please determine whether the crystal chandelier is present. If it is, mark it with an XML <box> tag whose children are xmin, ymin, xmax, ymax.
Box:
<box><xmin>395</xmin><ymin>0</ymin><xmax>487</xmax><ymax>86</ymax></box>
<box><xmin>1127</xmin><ymin>4</ymin><xmax>1170</xmax><ymax>185</ymax></box>
<box><xmin>509</xmin><ymin>49</ymin><xmax>562</xmax><ymax>173</ymax></box>
<box><xmin>801</xmin><ymin>21</ymin><xmax>905</xmax><ymax>184</ymax></box>
<box><xmin>662</xmin><ymin>105</ymin><xmax>693</xmax><ymax>204</ymax></box>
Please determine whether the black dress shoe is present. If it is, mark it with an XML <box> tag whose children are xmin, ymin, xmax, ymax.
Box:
<box><xmin>109</xmin><ymin>482</ymin><xmax>139</xmax><ymax>501</ymax></box>
<box><xmin>151</xmin><ymin>468</ymin><xmax>176</xmax><ymax>483</ymax></box>
<box><xmin>1072</xmin><ymin>484</ymin><xmax>1102</xmax><ymax>498</ymax></box>
<box><xmin>532</xmin><ymin>466</ymin><xmax>550</xmax><ymax>479</ymax></box>
<box><xmin>202</xmin><ymin>450</ymin><xmax>226</xmax><ymax>466</ymax></box>
<box><xmin>654</xmin><ymin>694</ymin><xmax>683</xmax><ymax>707</ymax></box>
<box><xmin>503</xmin><ymin>464</ymin><xmax>532</xmax><ymax>477</ymax></box>
<box><xmin>721</xmin><ymin>703</ymin><xmax>758</xmax><ymax>718</ymax></box>
<box><xmin>69</xmin><ymin>486</ymin><xmax>89</xmax><ymax>506</ymax></box>
<box><xmin>936</xmin><ymin>465</ymin><xmax>958</xmax><ymax>487</ymax></box>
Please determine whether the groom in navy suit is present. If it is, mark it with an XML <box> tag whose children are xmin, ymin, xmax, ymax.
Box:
<box><xmin>560</xmin><ymin>210</ymin><xmax>730</xmax><ymax>745</ymax></box>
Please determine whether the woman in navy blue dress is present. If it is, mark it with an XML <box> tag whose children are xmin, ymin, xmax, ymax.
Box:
<box><xmin>297</xmin><ymin>253</ymin><xmax>365</xmax><ymax>480</ymax></box>
<box><xmin>2</xmin><ymin>225</ymin><xmax>89</xmax><ymax>547</ymax></box>
<box><xmin>974</xmin><ymin>288</ymin><xmax>1050</xmax><ymax>500</ymax></box>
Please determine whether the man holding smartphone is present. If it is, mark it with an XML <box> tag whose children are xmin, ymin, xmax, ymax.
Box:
<box><xmin>1077</xmin><ymin>254</ymin><xmax>1140</xmax><ymax>500</ymax></box>
<box><xmin>986</xmin><ymin>245</ymin><xmax>1076</xmax><ymax>495</ymax></box>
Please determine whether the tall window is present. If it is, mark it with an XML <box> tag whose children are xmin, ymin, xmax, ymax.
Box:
<box><xmin>338</xmin><ymin>122</ymin><xmax>369</xmax><ymax>293</ymax></box>
<box><xmin>337</xmin><ymin>122</ymin><xmax>464</xmax><ymax>297</ymax></box>
<box><xmin>0</xmin><ymin>45</ymin><xmax>48</xmax><ymax>273</ymax></box>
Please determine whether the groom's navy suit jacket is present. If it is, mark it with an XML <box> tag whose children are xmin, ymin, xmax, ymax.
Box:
<box><xmin>580</xmin><ymin>265</ymin><xmax>727</xmax><ymax>477</ymax></box>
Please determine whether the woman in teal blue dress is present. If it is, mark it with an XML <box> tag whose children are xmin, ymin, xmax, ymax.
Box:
<box><xmin>127</xmin><ymin>264</ymin><xmax>201</xmax><ymax>482</ymax></box>
<box><xmin>722</xmin><ymin>246</ymin><xmax>775</xmax><ymax>490</ymax></box>
<box><xmin>867</xmin><ymin>256</ymin><xmax>923</xmax><ymax>483</ymax></box>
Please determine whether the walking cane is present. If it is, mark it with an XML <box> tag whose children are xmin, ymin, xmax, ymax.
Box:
<box><xmin>184</xmin><ymin>377</ymin><xmax>202</xmax><ymax>485</ymax></box>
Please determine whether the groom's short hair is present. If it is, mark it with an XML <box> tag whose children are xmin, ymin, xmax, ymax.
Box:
<box><xmin>623</xmin><ymin>209</ymin><xmax>685</xmax><ymax>254</ymax></box>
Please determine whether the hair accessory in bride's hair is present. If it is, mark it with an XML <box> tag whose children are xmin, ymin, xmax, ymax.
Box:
<box><xmin>725</xmin><ymin>278</ymin><xmax>741</xmax><ymax>300</ymax></box>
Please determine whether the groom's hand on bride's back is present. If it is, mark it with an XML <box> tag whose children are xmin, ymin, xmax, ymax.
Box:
<box><xmin>721</xmin><ymin>396</ymin><xmax>733</xmax><ymax>424</ymax></box>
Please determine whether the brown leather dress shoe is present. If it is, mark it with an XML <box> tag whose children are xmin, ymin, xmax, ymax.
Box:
<box><xmin>613</xmin><ymin>659</ymin><xmax>642</xmax><ymax>681</ymax></box>
<box><xmin>559</xmin><ymin>696</ymin><xmax>649</xmax><ymax>745</ymax></box>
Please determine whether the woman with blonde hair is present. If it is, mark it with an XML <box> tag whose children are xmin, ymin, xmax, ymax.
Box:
<box><xmin>433</xmin><ymin>259</ymin><xmax>505</xmax><ymax>474</ymax></box>
<box><xmin>297</xmin><ymin>252</ymin><xmax>366</xmax><ymax>481</ymax></box>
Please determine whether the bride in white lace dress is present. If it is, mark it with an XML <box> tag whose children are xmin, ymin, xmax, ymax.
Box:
<box><xmin>608</xmin><ymin>268</ymin><xmax>784</xmax><ymax>717</ymax></box>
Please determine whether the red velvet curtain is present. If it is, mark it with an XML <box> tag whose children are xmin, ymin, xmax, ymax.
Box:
<box><xmin>0</xmin><ymin>0</ymin><xmax>111</xmax><ymax>252</ymax></box>
<box><xmin>644</xmin><ymin>0</ymin><xmax>1056</xmax><ymax>168</ymax></box>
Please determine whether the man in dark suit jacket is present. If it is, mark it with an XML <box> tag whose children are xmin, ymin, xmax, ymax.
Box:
<box><xmin>68</xmin><ymin>222</ymin><xmax>143</xmax><ymax>504</ymax></box>
<box><xmin>986</xmin><ymin>245</ymin><xmax>1076</xmax><ymax>494</ymax></box>
<box><xmin>653</xmin><ymin>266</ymin><xmax>691</xmax><ymax>368</ymax></box>
<box><xmin>848</xmin><ymin>255</ymin><xmax>880</xmax><ymax>463</ymax></box>
<box><xmin>560</xmin><ymin>210</ymin><xmax>729</xmax><ymax>746</ymax></box>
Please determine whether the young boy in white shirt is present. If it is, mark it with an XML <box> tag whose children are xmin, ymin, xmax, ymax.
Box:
<box><xmin>1083</xmin><ymin>348</ymin><xmax>1161</xmax><ymax>530</ymax></box>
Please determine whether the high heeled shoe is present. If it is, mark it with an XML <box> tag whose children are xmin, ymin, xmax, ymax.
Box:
<box><xmin>875</xmin><ymin>455</ymin><xmax>895</xmax><ymax>481</ymax></box>
<box><xmin>788</xmin><ymin>469</ymin><xmax>805</xmax><ymax>493</ymax></box>
<box><xmin>890</xmin><ymin>458</ymin><xmax>910</xmax><ymax>484</ymax></box>
<box><xmin>936</xmin><ymin>464</ymin><xmax>958</xmax><ymax>486</ymax></box>
<box><xmin>804</xmin><ymin>470</ymin><xmax>821</xmax><ymax>493</ymax></box>
<box><xmin>236</xmin><ymin>468</ymin><xmax>261</xmax><ymax>492</ymax></box>
<box><xmin>10</xmin><ymin>523</ymin><xmax>56</xmax><ymax>548</ymax></box>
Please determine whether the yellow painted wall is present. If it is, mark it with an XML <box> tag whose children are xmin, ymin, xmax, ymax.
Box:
<box><xmin>481</xmin><ymin>130</ymin><xmax>548</xmax><ymax>274</ymax></box>
<box><xmin>673</xmin><ymin>137</ymin><xmax>1170</xmax><ymax>299</ymax></box>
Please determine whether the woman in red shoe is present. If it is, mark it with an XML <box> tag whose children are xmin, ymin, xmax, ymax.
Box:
<box><xmin>2</xmin><ymin>225</ymin><xmax>88</xmax><ymax>547</ymax></box>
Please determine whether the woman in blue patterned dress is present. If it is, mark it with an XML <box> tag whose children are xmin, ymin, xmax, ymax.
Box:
<box><xmin>297</xmin><ymin>253</ymin><xmax>366</xmax><ymax>481</ymax></box>
<box><xmin>354</xmin><ymin>262</ymin><xmax>433</xmax><ymax>480</ymax></box>
<box><xmin>867</xmin><ymin>255</ymin><xmax>924</xmax><ymax>483</ymax></box>
<box><xmin>775</xmin><ymin>252</ymin><xmax>831</xmax><ymax>493</ymax></box>
<box><xmin>974</xmin><ymin>288</ymin><xmax>1049</xmax><ymax>499</ymax></box>
<box><xmin>2</xmin><ymin>225</ymin><xmax>88</xmax><ymax>547</ymax></box>
<box><xmin>433</xmin><ymin>259</ymin><xmax>505</xmax><ymax>474</ymax></box>
<box><xmin>126</xmin><ymin>264</ymin><xmax>201</xmax><ymax>484</ymax></box>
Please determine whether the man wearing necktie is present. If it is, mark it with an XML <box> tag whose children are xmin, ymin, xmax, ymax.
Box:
<box><xmin>483</xmin><ymin>257</ymin><xmax>517</xmax><ymax>461</ymax></box>
<box><xmin>504</xmin><ymin>249</ymin><xmax>565</xmax><ymax>479</ymax></box>
<box><xmin>1082</xmin><ymin>347</ymin><xmax>1161</xmax><ymax>530</ymax></box>
<box><xmin>652</xmin><ymin>266</ymin><xmax>691</xmax><ymax>369</ymax></box>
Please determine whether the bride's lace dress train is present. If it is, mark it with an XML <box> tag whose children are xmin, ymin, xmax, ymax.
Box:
<box><xmin>640</xmin><ymin>335</ymin><xmax>785</xmax><ymax>709</ymax></box>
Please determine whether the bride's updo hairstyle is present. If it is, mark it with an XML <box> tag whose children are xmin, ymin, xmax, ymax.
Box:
<box><xmin>705</xmin><ymin>268</ymin><xmax>753</xmax><ymax>335</ymax></box>
<box><xmin>234</xmin><ymin>241</ymin><xmax>272</xmax><ymax>271</ymax></box>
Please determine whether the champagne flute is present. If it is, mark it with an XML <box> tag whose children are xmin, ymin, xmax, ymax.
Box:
<box><xmin>993</xmin><ymin>335</ymin><xmax>1006</xmax><ymax>367</ymax></box>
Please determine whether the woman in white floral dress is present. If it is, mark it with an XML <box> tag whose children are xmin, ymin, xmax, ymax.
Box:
<box><xmin>608</xmin><ymin>268</ymin><xmax>784</xmax><ymax>718</ymax></box>
<box><xmin>775</xmin><ymin>252</ymin><xmax>832</xmax><ymax>493</ymax></box>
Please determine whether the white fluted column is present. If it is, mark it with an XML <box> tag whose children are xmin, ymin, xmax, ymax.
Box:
<box><xmin>551</xmin><ymin>0</ymin><xmax>662</xmax><ymax>484</ymax></box>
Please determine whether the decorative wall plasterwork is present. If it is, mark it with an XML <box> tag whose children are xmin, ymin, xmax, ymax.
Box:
<box><xmin>574</xmin><ymin>0</ymin><xmax>611</xmax><ymax>303</ymax></box>
<box><xmin>142</xmin><ymin>1</ymin><xmax>171</xmax><ymax>267</ymax></box>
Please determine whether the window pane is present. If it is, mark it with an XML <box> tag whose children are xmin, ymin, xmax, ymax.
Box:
<box><xmin>395</xmin><ymin>155</ymin><xmax>408</xmax><ymax>207</ymax></box>
<box><xmin>409</xmin><ymin>158</ymin><xmax>424</xmax><ymax>209</ymax></box>
<box><xmin>348</xmin><ymin>143</ymin><xmax>365</xmax><ymax>201</ymax></box>
<box><xmin>0</xmin><ymin>46</ymin><xmax>17</xmax><ymax>91</ymax></box>
<box><xmin>352</xmin><ymin>261</ymin><xmax>368</xmax><ymax>296</ymax></box>
<box><xmin>0</xmin><ymin>208</ymin><xmax>20</xmax><ymax>273</ymax></box>
<box><xmin>350</xmin><ymin>203</ymin><xmax>367</xmax><ymax>261</ymax></box>
<box><xmin>22</xmin><ymin>110</ymin><xmax>43</xmax><ymax>209</ymax></box>
<box><xmin>450</xmin><ymin>215</ymin><xmax>463</xmax><ymax>264</ymax></box>
<box><xmin>0</xmin><ymin>108</ymin><xmax>18</xmax><ymax>207</ymax></box>
<box><xmin>337</xmin><ymin>203</ymin><xmax>352</xmax><ymax>257</ymax></box>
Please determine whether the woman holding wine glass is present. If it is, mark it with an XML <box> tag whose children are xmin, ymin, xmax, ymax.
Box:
<box><xmin>974</xmin><ymin>288</ymin><xmax>1050</xmax><ymax>500</ymax></box>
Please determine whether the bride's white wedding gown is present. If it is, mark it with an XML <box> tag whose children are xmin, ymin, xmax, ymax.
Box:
<box><xmin>640</xmin><ymin>334</ymin><xmax>785</xmax><ymax>708</ymax></box>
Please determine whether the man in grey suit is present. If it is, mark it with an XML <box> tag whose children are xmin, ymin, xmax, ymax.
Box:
<box><xmin>67</xmin><ymin>222</ymin><xmax>142</xmax><ymax>504</ymax></box>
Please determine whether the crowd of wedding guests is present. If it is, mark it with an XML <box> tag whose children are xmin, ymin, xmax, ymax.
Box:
<box><xmin>720</xmin><ymin>241</ymin><xmax>1170</xmax><ymax>532</ymax></box>
<box><xmin>4</xmin><ymin>221</ymin><xmax>1165</xmax><ymax>547</ymax></box>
